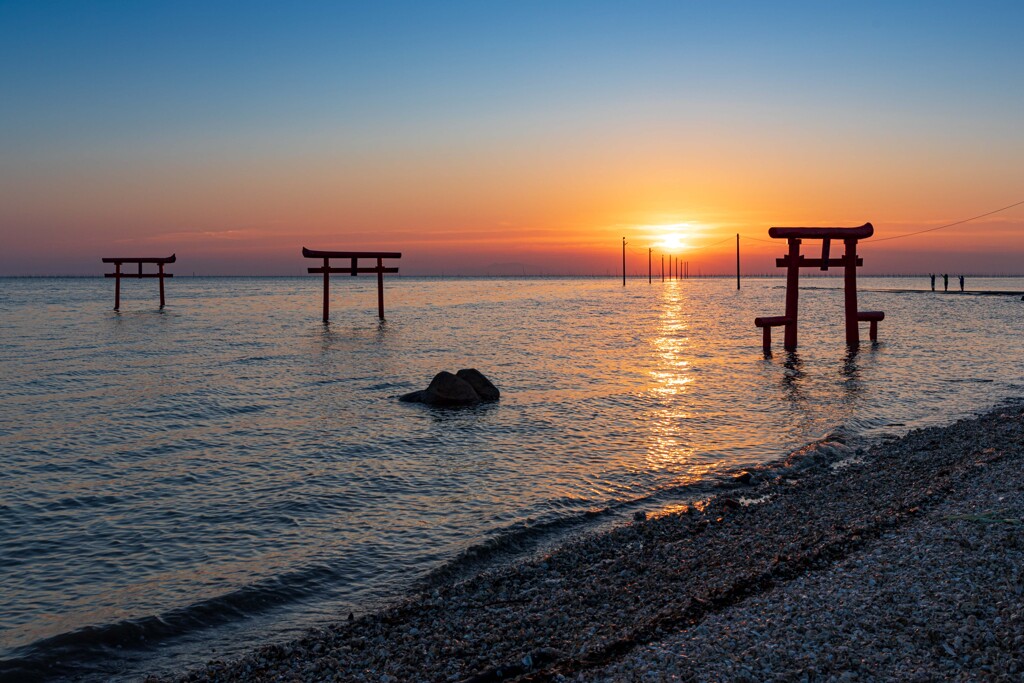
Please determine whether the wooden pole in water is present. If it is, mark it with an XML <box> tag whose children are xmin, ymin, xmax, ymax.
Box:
<box><xmin>648</xmin><ymin>248</ymin><xmax>652</xmax><ymax>283</ymax></box>
<box><xmin>159</xmin><ymin>262</ymin><xmax>166</xmax><ymax>307</ymax></box>
<box><xmin>622</xmin><ymin>237</ymin><xmax>626</xmax><ymax>286</ymax></box>
<box><xmin>736</xmin><ymin>233</ymin><xmax>741</xmax><ymax>290</ymax></box>
<box><xmin>661</xmin><ymin>255</ymin><xmax>664</xmax><ymax>282</ymax></box>
<box><xmin>114</xmin><ymin>262</ymin><xmax>121</xmax><ymax>310</ymax></box>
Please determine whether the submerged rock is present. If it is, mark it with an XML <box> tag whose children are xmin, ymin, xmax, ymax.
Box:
<box><xmin>456</xmin><ymin>368</ymin><xmax>500</xmax><ymax>401</ymax></box>
<box><xmin>401</xmin><ymin>369</ymin><xmax>501</xmax><ymax>406</ymax></box>
<box><xmin>421</xmin><ymin>371</ymin><xmax>480</xmax><ymax>406</ymax></box>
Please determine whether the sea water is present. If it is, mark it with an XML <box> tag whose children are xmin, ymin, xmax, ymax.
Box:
<box><xmin>1</xmin><ymin>276</ymin><xmax>1022</xmax><ymax>680</ymax></box>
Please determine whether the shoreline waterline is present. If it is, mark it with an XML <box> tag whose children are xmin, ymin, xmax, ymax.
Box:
<box><xmin>142</xmin><ymin>398</ymin><xmax>1024</xmax><ymax>682</ymax></box>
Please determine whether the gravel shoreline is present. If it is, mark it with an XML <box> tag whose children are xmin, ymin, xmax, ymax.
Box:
<box><xmin>156</xmin><ymin>402</ymin><xmax>1024</xmax><ymax>682</ymax></box>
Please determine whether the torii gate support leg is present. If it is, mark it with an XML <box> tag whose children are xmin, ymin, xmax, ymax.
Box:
<box><xmin>844</xmin><ymin>238</ymin><xmax>859</xmax><ymax>346</ymax></box>
<box><xmin>377</xmin><ymin>257</ymin><xmax>385</xmax><ymax>320</ymax></box>
<box><xmin>114</xmin><ymin>262</ymin><xmax>121</xmax><ymax>311</ymax></box>
<box><xmin>783</xmin><ymin>238</ymin><xmax>800</xmax><ymax>350</ymax></box>
<box><xmin>159</xmin><ymin>263</ymin><xmax>166</xmax><ymax>308</ymax></box>
<box><xmin>322</xmin><ymin>257</ymin><xmax>330</xmax><ymax>323</ymax></box>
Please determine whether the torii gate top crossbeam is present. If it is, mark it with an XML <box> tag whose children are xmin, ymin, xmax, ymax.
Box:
<box><xmin>101</xmin><ymin>254</ymin><xmax>177</xmax><ymax>264</ymax></box>
<box><xmin>301</xmin><ymin>248</ymin><xmax>401</xmax><ymax>259</ymax></box>
<box><xmin>768</xmin><ymin>223</ymin><xmax>873</xmax><ymax>240</ymax></box>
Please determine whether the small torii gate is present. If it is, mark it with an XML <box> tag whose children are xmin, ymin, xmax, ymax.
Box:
<box><xmin>102</xmin><ymin>254</ymin><xmax>175</xmax><ymax>310</ymax></box>
<box><xmin>754</xmin><ymin>223</ymin><xmax>883</xmax><ymax>352</ymax></box>
<box><xmin>302</xmin><ymin>248</ymin><xmax>401</xmax><ymax>322</ymax></box>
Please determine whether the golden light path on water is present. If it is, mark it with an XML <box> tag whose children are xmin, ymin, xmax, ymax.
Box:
<box><xmin>644</xmin><ymin>281</ymin><xmax>700</xmax><ymax>476</ymax></box>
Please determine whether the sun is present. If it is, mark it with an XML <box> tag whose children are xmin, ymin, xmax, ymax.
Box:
<box><xmin>660</xmin><ymin>233</ymin><xmax>686</xmax><ymax>251</ymax></box>
<box><xmin>653</xmin><ymin>223</ymin><xmax>692</xmax><ymax>251</ymax></box>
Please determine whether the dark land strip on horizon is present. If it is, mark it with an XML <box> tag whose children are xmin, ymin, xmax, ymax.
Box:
<box><xmin>134</xmin><ymin>400</ymin><xmax>1024</xmax><ymax>683</ymax></box>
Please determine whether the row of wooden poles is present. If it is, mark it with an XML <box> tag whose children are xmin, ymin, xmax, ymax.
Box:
<box><xmin>622</xmin><ymin>235</ymin><xmax>742</xmax><ymax>289</ymax></box>
<box><xmin>620</xmin><ymin>224</ymin><xmax>884</xmax><ymax>352</ymax></box>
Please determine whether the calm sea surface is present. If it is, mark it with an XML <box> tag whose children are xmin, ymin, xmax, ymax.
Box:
<box><xmin>2</xmin><ymin>276</ymin><xmax>1023</xmax><ymax>680</ymax></box>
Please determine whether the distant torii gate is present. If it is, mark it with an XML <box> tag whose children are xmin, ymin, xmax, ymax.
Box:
<box><xmin>102</xmin><ymin>254</ymin><xmax>175</xmax><ymax>310</ymax></box>
<box><xmin>302</xmin><ymin>248</ymin><xmax>401</xmax><ymax>322</ymax></box>
<box><xmin>754</xmin><ymin>223</ymin><xmax>883</xmax><ymax>352</ymax></box>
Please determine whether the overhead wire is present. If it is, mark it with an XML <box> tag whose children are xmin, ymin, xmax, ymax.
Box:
<box><xmin>869</xmin><ymin>198</ymin><xmax>1024</xmax><ymax>243</ymax></box>
<box><xmin>697</xmin><ymin>235</ymin><xmax>735</xmax><ymax>249</ymax></box>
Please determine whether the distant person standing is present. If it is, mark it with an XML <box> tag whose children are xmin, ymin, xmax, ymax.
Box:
<box><xmin>943</xmin><ymin>273</ymin><xmax>949</xmax><ymax>292</ymax></box>
<box><xmin>959</xmin><ymin>275</ymin><xmax>965</xmax><ymax>292</ymax></box>
<box><xmin>929</xmin><ymin>273</ymin><xmax>936</xmax><ymax>291</ymax></box>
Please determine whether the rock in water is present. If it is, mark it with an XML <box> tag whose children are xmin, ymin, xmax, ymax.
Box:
<box><xmin>456</xmin><ymin>368</ymin><xmax>500</xmax><ymax>401</ymax></box>
<box><xmin>734</xmin><ymin>471</ymin><xmax>753</xmax><ymax>485</ymax></box>
<box><xmin>421</xmin><ymin>371</ymin><xmax>481</xmax><ymax>406</ymax></box>
<box><xmin>399</xmin><ymin>390</ymin><xmax>425</xmax><ymax>403</ymax></box>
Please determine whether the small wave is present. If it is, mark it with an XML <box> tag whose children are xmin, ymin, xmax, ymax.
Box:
<box><xmin>416</xmin><ymin>507</ymin><xmax>618</xmax><ymax>589</ymax></box>
<box><xmin>362</xmin><ymin>382</ymin><xmax>406</xmax><ymax>391</ymax></box>
<box><xmin>228</xmin><ymin>355</ymin><xmax>274</xmax><ymax>364</ymax></box>
<box><xmin>0</xmin><ymin>562</ymin><xmax>347</xmax><ymax>682</ymax></box>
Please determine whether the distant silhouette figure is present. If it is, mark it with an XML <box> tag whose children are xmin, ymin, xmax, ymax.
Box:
<box><xmin>959</xmin><ymin>275</ymin><xmax>965</xmax><ymax>292</ymax></box>
<box><xmin>929</xmin><ymin>273</ymin><xmax>935</xmax><ymax>291</ymax></box>
<box><xmin>943</xmin><ymin>273</ymin><xmax>949</xmax><ymax>292</ymax></box>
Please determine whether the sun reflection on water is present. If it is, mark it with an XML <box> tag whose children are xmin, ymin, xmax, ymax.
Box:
<box><xmin>642</xmin><ymin>284</ymin><xmax>700</xmax><ymax>472</ymax></box>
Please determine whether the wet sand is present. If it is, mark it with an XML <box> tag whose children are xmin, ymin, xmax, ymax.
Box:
<box><xmin>155</xmin><ymin>401</ymin><xmax>1024</xmax><ymax>682</ymax></box>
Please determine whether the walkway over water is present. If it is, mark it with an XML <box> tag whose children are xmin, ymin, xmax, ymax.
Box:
<box><xmin>863</xmin><ymin>289</ymin><xmax>1024</xmax><ymax>297</ymax></box>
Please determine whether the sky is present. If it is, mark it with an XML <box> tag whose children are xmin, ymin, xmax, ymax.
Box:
<box><xmin>1</xmin><ymin>1</ymin><xmax>1023</xmax><ymax>276</ymax></box>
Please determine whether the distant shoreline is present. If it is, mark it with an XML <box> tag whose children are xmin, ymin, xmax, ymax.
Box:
<box><xmin>3</xmin><ymin>274</ymin><xmax>1024</xmax><ymax>280</ymax></box>
<box><xmin>156</xmin><ymin>399</ymin><xmax>1024</xmax><ymax>682</ymax></box>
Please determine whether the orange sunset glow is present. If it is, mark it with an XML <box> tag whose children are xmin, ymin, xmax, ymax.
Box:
<box><xmin>1</xmin><ymin>3</ymin><xmax>1022</xmax><ymax>276</ymax></box>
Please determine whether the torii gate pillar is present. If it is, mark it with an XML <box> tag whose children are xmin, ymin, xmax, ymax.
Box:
<box><xmin>843</xmin><ymin>238</ymin><xmax>859</xmax><ymax>346</ymax></box>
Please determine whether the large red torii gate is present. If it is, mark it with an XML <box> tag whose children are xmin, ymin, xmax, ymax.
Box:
<box><xmin>755</xmin><ymin>223</ymin><xmax>883</xmax><ymax>352</ymax></box>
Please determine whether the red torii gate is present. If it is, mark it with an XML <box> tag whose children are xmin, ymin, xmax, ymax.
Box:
<box><xmin>754</xmin><ymin>223</ymin><xmax>883</xmax><ymax>352</ymax></box>
<box><xmin>102</xmin><ymin>254</ymin><xmax>175</xmax><ymax>310</ymax></box>
<box><xmin>302</xmin><ymin>248</ymin><xmax>401</xmax><ymax>322</ymax></box>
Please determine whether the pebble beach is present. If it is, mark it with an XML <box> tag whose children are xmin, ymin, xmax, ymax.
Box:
<box><xmin>154</xmin><ymin>400</ymin><xmax>1024</xmax><ymax>682</ymax></box>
